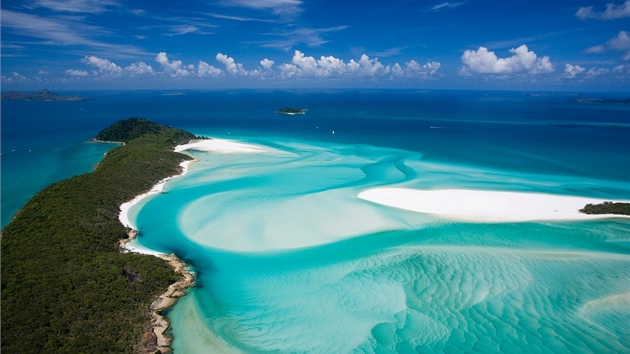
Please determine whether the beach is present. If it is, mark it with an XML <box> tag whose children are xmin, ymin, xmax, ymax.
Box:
<box><xmin>118</xmin><ymin>138</ymin><xmax>285</xmax><ymax>352</ymax></box>
<box><xmin>358</xmin><ymin>188</ymin><xmax>630</xmax><ymax>222</ymax></box>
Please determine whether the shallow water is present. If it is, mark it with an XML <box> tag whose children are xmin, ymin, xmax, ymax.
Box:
<box><xmin>129</xmin><ymin>136</ymin><xmax>630</xmax><ymax>353</ymax></box>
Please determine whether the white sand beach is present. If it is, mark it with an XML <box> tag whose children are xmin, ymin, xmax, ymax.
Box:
<box><xmin>358</xmin><ymin>188</ymin><xmax>630</xmax><ymax>222</ymax></box>
<box><xmin>174</xmin><ymin>138</ymin><xmax>276</xmax><ymax>154</ymax></box>
<box><xmin>119</xmin><ymin>160</ymin><xmax>192</xmax><ymax>232</ymax></box>
<box><xmin>119</xmin><ymin>138</ymin><xmax>275</xmax><ymax>254</ymax></box>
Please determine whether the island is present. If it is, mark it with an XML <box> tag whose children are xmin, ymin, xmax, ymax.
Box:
<box><xmin>1</xmin><ymin>89</ymin><xmax>90</xmax><ymax>101</ymax></box>
<box><xmin>277</xmin><ymin>107</ymin><xmax>307</xmax><ymax>115</ymax></box>
<box><xmin>580</xmin><ymin>201</ymin><xmax>630</xmax><ymax>215</ymax></box>
<box><xmin>570</xmin><ymin>98</ymin><xmax>630</xmax><ymax>104</ymax></box>
<box><xmin>1</xmin><ymin>118</ymin><xmax>198</xmax><ymax>353</ymax></box>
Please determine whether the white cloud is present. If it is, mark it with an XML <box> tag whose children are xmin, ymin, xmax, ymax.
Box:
<box><xmin>259</xmin><ymin>26</ymin><xmax>348</xmax><ymax>51</ymax></box>
<box><xmin>260</xmin><ymin>58</ymin><xmax>275</xmax><ymax>70</ymax></box>
<box><xmin>431</xmin><ymin>2</ymin><xmax>466</xmax><ymax>11</ymax></box>
<box><xmin>125</xmin><ymin>61</ymin><xmax>155</xmax><ymax>75</ymax></box>
<box><xmin>198</xmin><ymin>61</ymin><xmax>223</xmax><ymax>77</ymax></box>
<box><xmin>586</xmin><ymin>67</ymin><xmax>609</xmax><ymax>77</ymax></box>
<box><xmin>608</xmin><ymin>30</ymin><xmax>630</xmax><ymax>50</ymax></box>
<box><xmin>167</xmin><ymin>26</ymin><xmax>199</xmax><ymax>36</ymax></box>
<box><xmin>586</xmin><ymin>31</ymin><xmax>630</xmax><ymax>60</ymax></box>
<box><xmin>461</xmin><ymin>45</ymin><xmax>553</xmax><ymax>75</ymax></box>
<box><xmin>223</xmin><ymin>0</ymin><xmax>302</xmax><ymax>16</ymax></box>
<box><xmin>28</xmin><ymin>0</ymin><xmax>118</xmax><ymax>13</ymax></box>
<box><xmin>216</xmin><ymin>53</ymin><xmax>247</xmax><ymax>75</ymax></box>
<box><xmin>278</xmin><ymin>50</ymin><xmax>441</xmax><ymax>79</ymax></box>
<box><xmin>563</xmin><ymin>64</ymin><xmax>586</xmax><ymax>78</ymax></box>
<box><xmin>1</xmin><ymin>72</ymin><xmax>29</xmax><ymax>83</ymax></box>
<box><xmin>576</xmin><ymin>0</ymin><xmax>630</xmax><ymax>20</ymax></box>
<box><xmin>66</xmin><ymin>69</ymin><xmax>89</xmax><ymax>76</ymax></box>
<box><xmin>156</xmin><ymin>52</ymin><xmax>190</xmax><ymax>77</ymax></box>
<box><xmin>1</xmin><ymin>9</ymin><xmax>144</xmax><ymax>57</ymax></box>
<box><xmin>81</xmin><ymin>55</ymin><xmax>123</xmax><ymax>75</ymax></box>
<box><xmin>347</xmin><ymin>55</ymin><xmax>388</xmax><ymax>76</ymax></box>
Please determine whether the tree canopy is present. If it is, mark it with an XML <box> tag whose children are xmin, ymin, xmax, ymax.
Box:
<box><xmin>2</xmin><ymin>118</ymin><xmax>195</xmax><ymax>353</ymax></box>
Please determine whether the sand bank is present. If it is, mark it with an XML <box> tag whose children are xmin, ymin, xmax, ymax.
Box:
<box><xmin>358</xmin><ymin>188</ymin><xmax>630</xmax><ymax>222</ymax></box>
<box><xmin>174</xmin><ymin>138</ymin><xmax>276</xmax><ymax>154</ymax></box>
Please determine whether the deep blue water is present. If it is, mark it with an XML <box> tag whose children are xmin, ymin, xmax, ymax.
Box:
<box><xmin>2</xmin><ymin>90</ymin><xmax>629</xmax><ymax>353</ymax></box>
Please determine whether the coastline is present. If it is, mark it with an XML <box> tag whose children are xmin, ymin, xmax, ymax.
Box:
<box><xmin>118</xmin><ymin>159</ymin><xmax>196</xmax><ymax>353</ymax></box>
<box><xmin>117</xmin><ymin>137</ymin><xmax>286</xmax><ymax>352</ymax></box>
<box><xmin>359</xmin><ymin>188</ymin><xmax>630</xmax><ymax>222</ymax></box>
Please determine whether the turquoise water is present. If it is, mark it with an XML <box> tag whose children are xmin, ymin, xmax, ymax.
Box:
<box><xmin>2</xmin><ymin>90</ymin><xmax>630</xmax><ymax>352</ymax></box>
<box><xmin>129</xmin><ymin>135</ymin><xmax>630</xmax><ymax>353</ymax></box>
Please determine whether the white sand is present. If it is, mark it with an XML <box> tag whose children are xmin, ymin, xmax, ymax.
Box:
<box><xmin>174</xmin><ymin>138</ymin><xmax>275</xmax><ymax>154</ymax></box>
<box><xmin>118</xmin><ymin>160</ymin><xmax>192</xmax><ymax>255</ymax></box>
<box><xmin>119</xmin><ymin>136</ymin><xmax>275</xmax><ymax>254</ymax></box>
<box><xmin>358</xmin><ymin>188</ymin><xmax>630</xmax><ymax>222</ymax></box>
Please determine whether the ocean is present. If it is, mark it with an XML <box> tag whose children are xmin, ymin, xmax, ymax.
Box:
<box><xmin>2</xmin><ymin>90</ymin><xmax>629</xmax><ymax>353</ymax></box>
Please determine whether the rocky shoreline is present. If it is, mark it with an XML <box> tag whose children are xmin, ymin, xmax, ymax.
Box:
<box><xmin>119</xmin><ymin>230</ymin><xmax>196</xmax><ymax>354</ymax></box>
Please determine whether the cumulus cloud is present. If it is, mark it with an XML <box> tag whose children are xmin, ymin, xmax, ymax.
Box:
<box><xmin>563</xmin><ymin>64</ymin><xmax>586</xmax><ymax>78</ymax></box>
<box><xmin>277</xmin><ymin>50</ymin><xmax>441</xmax><ymax>79</ymax></box>
<box><xmin>216</xmin><ymin>53</ymin><xmax>247</xmax><ymax>75</ymax></box>
<box><xmin>576</xmin><ymin>0</ymin><xmax>630</xmax><ymax>20</ymax></box>
<box><xmin>586</xmin><ymin>67</ymin><xmax>609</xmax><ymax>77</ymax></box>
<box><xmin>125</xmin><ymin>61</ymin><xmax>155</xmax><ymax>75</ymax></box>
<box><xmin>347</xmin><ymin>55</ymin><xmax>388</xmax><ymax>76</ymax></box>
<box><xmin>66</xmin><ymin>69</ymin><xmax>89</xmax><ymax>76</ymax></box>
<box><xmin>2</xmin><ymin>72</ymin><xmax>29</xmax><ymax>83</ymax></box>
<box><xmin>156</xmin><ymin>52</ymin><xmax>190</xmax><ymax>77</ymax></box>
<box><xmin>260</xmin><ymin>58</ymin><xmax>275</xmax><ymax>70</ymax></box>
<box><xmin>198</xmin><ymin>61</ymin><xmax>223</xmax><ymax>77</ymax></box>
<box><xmin>586</xmin><ymin>31</ymin><xmax>630</xmax><ymax>60</ymax></box>
<box><xmin>460</xmin><ymin>45</ymin><xmax>553</xmax><ymax>75</ymax></box>
<box><xmin>81</xmin><ymin>55</ymin><xmax>123</xmax><ymax>75</ymax></box>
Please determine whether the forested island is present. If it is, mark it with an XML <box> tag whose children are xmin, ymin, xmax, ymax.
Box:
<box><xmin>1</xmin><ymin>89</ymin><xmax>89</xmax><ymax>101</ymax></box>
<box><xmin>277</xmin><ymin>107</ymin><xmax>307</xmax><ymax>115</ymax></box>
<box><xmin>1</xmin><ymin>118</ymin><xmax>196</xmax><ymax>353</ymax></box>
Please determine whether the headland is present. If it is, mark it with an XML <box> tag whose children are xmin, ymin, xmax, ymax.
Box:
<box><xmin>1</xmin><ymin>118</ymin><xmax>197</xmax><ymax>353</ymax></box>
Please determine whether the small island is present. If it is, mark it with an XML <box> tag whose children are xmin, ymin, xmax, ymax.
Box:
<box><xmin>1</xmin><ymin>89</ymin><xmax>89</xmax><ymax>101</ymax></box>
<box><xmin>571</xmin><ymin>98</ymin><xmax>630</xmax><ymax>104</ymax></box>
<box><xmin>277</xmin><ymin>107</ymin><xmax>307</xmax><ymax>115</ymax></box>
<box><xmin>580</xmin><ymin>201</ymin><xmax>630</xmax><ymax>215</ymax></box>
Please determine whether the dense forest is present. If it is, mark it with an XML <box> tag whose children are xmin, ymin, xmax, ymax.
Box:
<box><xmin>580</xmin><ymin>201</ymin><xmax>630</xmax><ymax>216</ymax></box>
<box><xmin>1</xmin><ymin>118</ymin><xmax>196</xmax><ymax>353</ymax></box>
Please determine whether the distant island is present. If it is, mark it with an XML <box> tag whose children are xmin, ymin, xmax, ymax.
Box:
<box><xmin>1</xmin><ymin>89</ymin><xmax>89</xmax><ymax>101</ymax></box>
<box><xmin>570</xmin><ymin>98</ymin><xmax>630</xmax><ymax>104</ymax></box>
<box><xmin>580</xmin><ymin>201</ymin><xmax>630</xmax><ymax>215</ymax></box>
<box><xmin>277</xmin><ymin>107</ymin><xmax>307</xmax><ymax>115</ymax></box>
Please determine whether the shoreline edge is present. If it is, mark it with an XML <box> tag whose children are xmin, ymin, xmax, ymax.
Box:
<box><xmin>118</xmin><ymin>159</ymin><xmax>197</xmax><ymax>353</ymax></box>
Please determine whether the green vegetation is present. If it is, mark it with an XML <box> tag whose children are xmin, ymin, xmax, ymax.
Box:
<box><xmin>1</xmin><ymin>118</ymin><xmax>196</xmax><ymax>353</ymax></box>
<box><xmin>580</xmin><ymin>201</ymin><xmax>630</xmax><ymax>216</ymax></box>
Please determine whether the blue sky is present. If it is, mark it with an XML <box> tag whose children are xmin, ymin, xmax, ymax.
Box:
<box><xmin>2</xmin><ymin>0</ymin><xmax>629</xmax><ymax>91</ymax></box>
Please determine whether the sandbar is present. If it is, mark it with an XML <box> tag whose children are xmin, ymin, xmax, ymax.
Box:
<box><xmin>358</xmin><ymin>188</ymin><xmax>630</xmax><ymax>222</ymax></box>
<box><xmin>174</xmin><ymin>138</ymin><xmax>277</xmax><ymax>154</ymax></box>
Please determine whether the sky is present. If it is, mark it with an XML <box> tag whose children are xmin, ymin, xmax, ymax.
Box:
<box><xmin>1</xmin><ymin>0</ymin><xmax>630</xmax><ymax>91</ymax></box>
